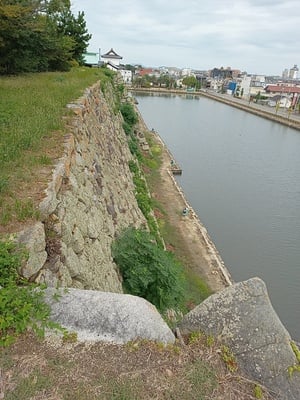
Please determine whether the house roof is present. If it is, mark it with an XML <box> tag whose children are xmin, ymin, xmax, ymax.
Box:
<box><xmin>101</xmin><ymin>48</ymin><xmax>122</xmax><ymax>59</ymax></box>
<box><xmin>265</xmin><ymin>85</ymin><xmax>300</xmax><ymax>93</ymax></box>
<box><xmin>106</xmin><ymin>61</ymin><xmax>120</xmax><ymax>70</ymax></box>
<box><xmin>137</xmin><ymin>68</ymin><xmax>156</xmax><ymax>76</ymax></box>
<box><xmin>83</xmin><ymin>52</ymin><xmax>99</xmax><ymax>65</ymax></box>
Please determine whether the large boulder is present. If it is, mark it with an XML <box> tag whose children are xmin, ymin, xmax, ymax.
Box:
<box><xmin>44</xmin><ymin>288</ymin><xmax>175</xmax><ymax>345</ymax></box>
<box><xmin>178</xmin><ymin>277</ymin><xmax>300</xmax><ymax>400</ymax></box>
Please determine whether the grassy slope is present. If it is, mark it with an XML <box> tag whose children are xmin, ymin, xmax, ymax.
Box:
<box><xmin>0</xmin><ymin>68</ymin><xmax>104</xmax><ymax>229</ymax></box>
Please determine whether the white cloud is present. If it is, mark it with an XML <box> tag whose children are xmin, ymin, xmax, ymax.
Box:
<box><xmin>72</xmin><ymin>0</ymin><xmax>300</xmax><ymax>75</ymax></box>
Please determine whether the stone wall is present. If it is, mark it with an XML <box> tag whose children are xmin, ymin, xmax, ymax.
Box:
<box><xmin>19</xmin><ymin>81</ymin><xmax>146</xmax><ymax>292</ymax></box>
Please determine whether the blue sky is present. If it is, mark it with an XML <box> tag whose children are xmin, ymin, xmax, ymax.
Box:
<box><xmin>72</xmin><ymin>0</ymin><xmax>300</xmax><ymax>76</ymax></box>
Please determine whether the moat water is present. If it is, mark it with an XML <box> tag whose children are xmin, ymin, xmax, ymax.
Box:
<box><xmin>135</xmin><ymin>92</ymin><xmax>300</xmax><ymax>340</ymax></box>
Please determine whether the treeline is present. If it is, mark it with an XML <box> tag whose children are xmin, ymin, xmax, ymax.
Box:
<box><xmin>0</xmin><ymin>0</ymin><xmax>91</xmax><ymax>74</ymax></box>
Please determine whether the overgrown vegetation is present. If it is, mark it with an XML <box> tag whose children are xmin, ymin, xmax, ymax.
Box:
<box><xmin>0</xmin><ymin>239</ymin><xmax>59</xmax><ymax>347</ymax></box>
<box><xmin>120</xmin><ymin>101</ymin><xmax>140</xmax><ymax>158</ymax></box>
<box><xmin>128</xmin><ymin>159</ymin><xmax>161</xmax><ymax>243</ymax></box>
<box><xmin>112</xmin><ymin>227</ymin><xmax>186</xmax><ymax>312</ymax></box>
<box><xmin>120</xmin><ymin>103</ymin><xmax>139</xmax><ymax>126</ymax></box>
<box><xmin>120</xmin><ymin>100</ymin><xmax>162</xmax><ymax>242</ymax></box>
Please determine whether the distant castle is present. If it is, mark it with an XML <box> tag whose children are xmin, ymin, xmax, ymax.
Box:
<box><xmin>83</xmin><ymin>48</ymin><xmax>132</xmax><ymax>83</ymax></box>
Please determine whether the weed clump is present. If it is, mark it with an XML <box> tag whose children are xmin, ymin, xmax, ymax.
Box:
<box><xmin>0</xmin><ymin>238</ymin><xmax>59</xmax><ymax>347</ymax></box>
<box><xmin>112</xmin><ymin>227</ymin><xmax>186</xmax><ymax>312</ymax></box>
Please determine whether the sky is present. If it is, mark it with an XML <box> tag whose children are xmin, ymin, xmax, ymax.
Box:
<box><xmin>71</xmin><ymin>0</ymin><xmax>300</xmax><ymax>76</ymax></box>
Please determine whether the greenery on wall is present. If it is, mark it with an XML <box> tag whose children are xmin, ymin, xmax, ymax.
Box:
<box><xmin>128</xmin><ymin>160</ymin><xmax>161</xmax><ymax>243</ymax></box>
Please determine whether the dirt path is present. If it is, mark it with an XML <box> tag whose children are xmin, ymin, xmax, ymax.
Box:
<box><xmin>150</xmin><ymin>131</ymin><xmax>232</xmax><ymax>293</ymax></box>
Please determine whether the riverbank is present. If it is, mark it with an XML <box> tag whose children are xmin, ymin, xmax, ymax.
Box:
<box><xmin>132</xmin><ymin>87</ymin><xmax>300</xmax><ymax>131</ymax></box>
<box><xmin>135</xmin><ymin>108</ymin><xmax>232</xmax><ymax>293</ymax></box>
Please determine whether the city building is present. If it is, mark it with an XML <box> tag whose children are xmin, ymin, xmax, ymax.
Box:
<box><xmin>289</xmin><ymin>64</ymin><xmax>299</xmax><ymax>80</ymax></box>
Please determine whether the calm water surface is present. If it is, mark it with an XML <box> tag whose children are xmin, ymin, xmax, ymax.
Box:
<box><xmin>135</xmin><ymin>92</ymin><xmax>300</xmax><ymax>339</ymax></box>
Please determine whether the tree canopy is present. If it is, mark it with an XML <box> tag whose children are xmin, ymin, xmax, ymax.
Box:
<box><xmin>0</xmin><ymin>0</ymin><xmax>91</xmax><ymax>74</ymax></box>
<box><xmin>182</xmin><ymin>75</ymin><xmax>200</xmax><ymax>89</ymax></box>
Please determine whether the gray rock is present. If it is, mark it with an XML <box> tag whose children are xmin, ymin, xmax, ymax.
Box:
<box><xmin>178</xmin><ymin>277</ymin><xmax>300</xmax><ymax>400</ymax></box>
<box><xmin>44</xmin><ymin>288</ymin><xmax>175</xmax><ymax>345</ymax></box>
<box><xmin>17</xmin><ymin>222</ymin><xmax>47</xmax><ymax>279</ymax></box>
<box><xmin>71</xmin><ymin>226</ymin><xmax>85</xmax><ymax>254</ymax></box>
<box><xmin>64</xmin><ymin>247</ymin><xmax>80</xmax><ymax>278</ymax></box>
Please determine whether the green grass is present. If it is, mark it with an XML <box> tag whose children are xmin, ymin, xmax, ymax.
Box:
<box><xmin>0</xmin><ymin>68</ymin><xmax>105</xmax><ymax>168</ymax></box>
<box><xmin>4</xmin><ymin>370</ymin><xmax>53</xmax><ymax>400</ymax></box>
<box><xmin>0</xmin><ymin>67</ymin><xmax>109</xmax><ymax>226</ymax></box>
<box><xmin>184</xmin><ymin>359</ymin><xmax>218</xmax><ymax>399</ymax></box>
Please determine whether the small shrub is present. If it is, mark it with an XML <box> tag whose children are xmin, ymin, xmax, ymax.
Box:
<box><xmin>254</xmin><ymin>384</ymin><xmax>263</xmax><ymax>399</ymax></box>
<box><xmin>123</xmin><ymin>121</ymin><xmax>132</xmax><ymax>136</ymax></box>
<box><xmin>112</xmin><ymin>227</ymin><xmax>186</xmax><ymax>312</ymax></box>
<box><xmin>206</xmin><ymin>335</ymin><xmax>215</xmax><ymax>347</ymax></box>
<box><xmin>62</xmin><ymin>331</ymin><xmax>78</xmax><ymax>343</ymax></box>
<box><xmin>128</xmin><ymin>136</ymin><xmax>140</xmax><ymax>157</ymax></box>
<box><xmin>120</xmin><ymin>103</ymin><xmax>138</xmax><ymax>126</ymax></box>
<box><xmin>101</xmin><ymin>66</ymin><xmax>115</xmax><ymax>79</ymax></box>
<box><xmin>0</xmin><ymin>239</ymin><xmax>60</xmax><ymax>346</ymax></box>
<box><xmin>221</xmin><ymin>345</ymin><xmax>238</xmax><ymax>372</ymax></box>
<box><xmin>188</xmin><ymin>331</ymin><xmax>203</xmax><ymax>344</ymax></box>
<box><xmin>128</xmin><ymin>160</ymin><xmax>139</xmax><ymax>174</ymax></box>
<box><xmin>0</xmin><ymin>239</ymin><xmax>25</xmax><ymax>286</ymax></box>
<box><xmin>291</xmin><ymin>341</ymin><xmax>300</xmax><ymax>363</ymax></box>
<box><xmin>288</xmin><ymin>341</ymin><xmax>300</xmax><ymax>377</ymax></box>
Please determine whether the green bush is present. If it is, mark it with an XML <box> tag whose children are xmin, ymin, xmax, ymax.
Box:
<box><xmin>0</xmin><ymin>239</ymin><xmax>59</xmax><ymax>347</ymax></box>
<box><xmin>112</xmin><ymin>227</ymin><xmax>186</xmax><ymax>312</ymax></box>
<box><xmin>123</xmin><ymin>122</ymin><xmax>132</xmax><ymax>136</ymax></box>
<box><xmin>128</xmin><ymin>160</ymin><xmax>139</xmax><ymax>174</ymax></box>
<box><xmin>0</xmin><ymin>240</ymin><xmax>24</xmax><ymax>286</ymax></box>
<box><xmin>128</xmin><ymin>136</ymin><xmax>141</xmax><ymax>158</ymax></box>
<box><xmin>120</xmin><ymin>103</ymin><xmax>138</xmax><ymax>126</ymax></box>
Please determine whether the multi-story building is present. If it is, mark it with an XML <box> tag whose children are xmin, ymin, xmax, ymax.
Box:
<box><xmin>289</xmin><ymin>64</ymin><xmax>299</xmax><ymax>80</ymax></box>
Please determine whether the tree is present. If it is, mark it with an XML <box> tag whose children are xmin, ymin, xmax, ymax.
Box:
<box><xmin>0</xmin><ymin>2</ymin><xmax>42</xmax><ymax>73</ymax></box>
<box><xmin>56</xmin><ymin>9</ymin><xmax>91</xmax><ymax>65</ymax></box>
<box><xmin>0</xmin><ymin>0</ymin><xmax>91</xmax><ymax>74</ymax></box>
<box><xmin>182</xmin><ymin>75</ymin><xmax>200</xmax><ymax>89</ymax></box>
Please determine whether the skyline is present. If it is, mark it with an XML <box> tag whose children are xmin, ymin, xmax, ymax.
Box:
<box><xmin>72</xmin><ymin>0</ymin><xmax>300</xmax><ymax>76</ymax></box>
